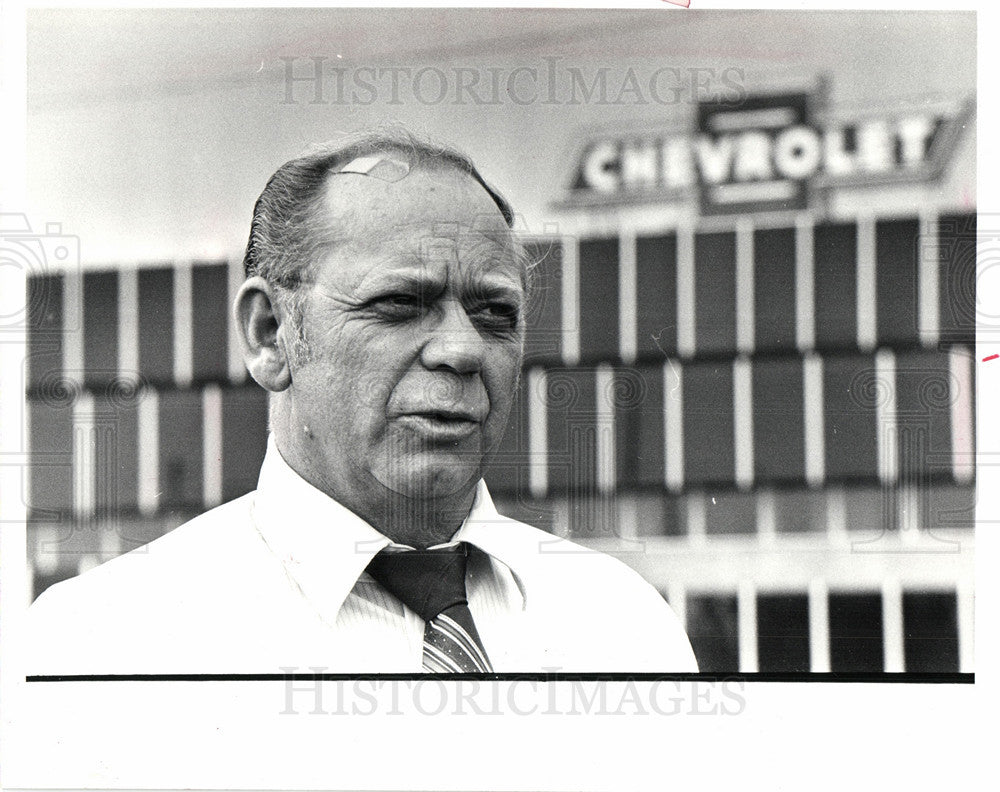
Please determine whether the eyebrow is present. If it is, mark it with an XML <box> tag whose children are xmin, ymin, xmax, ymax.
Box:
<box><xmin>356</xmin><ymin>265</ymin><xmax>446</xmax><ymax>295</ymax></box>
<box><xmin>459</xmin><ymin>279</ymin><xmax>524</xmax><ymax>304</ymax></box>
<box><xmin>357</xmin><ymin>265</ymin><xmax>523</xmax><ymax>305</ymax></box>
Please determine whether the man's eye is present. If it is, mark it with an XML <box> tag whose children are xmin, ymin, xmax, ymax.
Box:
<box><xmin>371</xmin><ymin>294</ymin><xmax>423</xmax><ymax>317</ymax></box>
<box><xmin>472</xmin><ymin>302</ymin><xmax>521</xmax><ymax>329</ymax></box>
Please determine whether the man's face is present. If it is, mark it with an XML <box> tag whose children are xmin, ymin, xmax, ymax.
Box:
<box><xmin>284</xmin><ymin>162</ymin><xmax>525</xmax><ymax>509</ymax></box>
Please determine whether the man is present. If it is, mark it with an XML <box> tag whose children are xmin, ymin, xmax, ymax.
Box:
<box><xmin>28</xmin><ymin>128</ymin><xmax>697</xmax><ymax>673</ymax></box>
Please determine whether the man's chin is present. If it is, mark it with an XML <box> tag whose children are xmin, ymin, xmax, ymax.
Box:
<box><xmin>372</xmin><ymin>457</ymin><xmax>481</xmax><ymax>502</ymax></box>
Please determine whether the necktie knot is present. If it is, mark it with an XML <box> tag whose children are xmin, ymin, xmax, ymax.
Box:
<box><xmin>366</xmin><ymin>544</ymin><xmax>470</xmax><ymax>623</ymax></box>
<box><xmin>365</xmin><ymin>542</ymin><xmax>493</xmax><ymax>673</ymax></box>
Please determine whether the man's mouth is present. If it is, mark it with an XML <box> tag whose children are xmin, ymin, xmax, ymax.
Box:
<box><xmin>412</xmin><ymin>410</ymin><xmax>479</xmax><ymax>423</ymax></box>
<box><xmin>396</xmin><ymin>410</ymin><xmax>483</xmax><ymax>440</ymax></box>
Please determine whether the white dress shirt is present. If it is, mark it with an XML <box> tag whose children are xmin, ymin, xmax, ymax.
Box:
<box><xmin>28</xmin><ymin>437</ymin><xmax>697</xmax><ymax>674</ymax></box>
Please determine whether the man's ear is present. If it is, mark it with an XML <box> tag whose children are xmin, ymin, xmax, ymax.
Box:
<box><xmin>233</xmin><ymin>276</ymin><xmax>293</xmax><ymax>392</ymax></box>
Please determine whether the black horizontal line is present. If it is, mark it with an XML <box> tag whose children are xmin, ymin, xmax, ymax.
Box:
<box><xmin>26</xmin><ymin>672</ymin><xmax>973</xmax><ymax>683</ymax></box>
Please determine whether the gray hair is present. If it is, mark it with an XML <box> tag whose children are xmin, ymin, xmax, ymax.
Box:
<box><xmin>243</xmin><ymin>126</ymin><xmax>532</xmax><ymax>331</ymax></box>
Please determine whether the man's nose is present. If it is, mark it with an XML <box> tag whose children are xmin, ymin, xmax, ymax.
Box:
<box><xmin>420</xmin><ymin>299</ymin><xmax>485</xmax><ymax>375</ymax></box>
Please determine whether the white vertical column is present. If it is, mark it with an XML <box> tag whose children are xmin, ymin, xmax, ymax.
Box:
<box><xmin>808</xmin><ymin>578</ymin><xmax>831</xmax><ymax>672</ymax></box>
<box><xmin>551</xmin><ymin>498</ymin><xmax>571</xmax><ymax>540</ymax></box>
<box><xmin>118</xmin><ymin>267</ymin><xmax>139</xmax><ymax>382</ymax></box>
<box><xmin>733</xmin><ymin>356</ymin><xmax>754</xmax><ymax>490</ymax></box>
<box><xmin>950</xmin><ymin>346</ymin><xmax>974</xmax><ymax>484</ymax></box>
<box><xmin>737</xmin><ymin>580</ymin><xmax>759</xmax><ymax>673</ymax></box>
<box><xmin>561</xmin><ymin>235</ymin><xmax>580</xmax><ymax>366</ymax></box>
<box><xmin>78</xmin><ymin>555</ymin><xmax>101</xmax><ymax>575</ymax></box>
<box><xmin>676</xmin><ymin>226</ymin><xmax>696</xmax><ymax>359</ymax></box>
<box><xmin>100</xmin><ymin>506</ymin><xmax>122</xmax><ymax>560</ymax></box>
<box><xmin>803</xmin><ymin>352</ymin><xmax>825</xmax><ymax>487</ymax></box>
<box><xmin>686</xmin><ymin>491</ymin><xmax>706</xmax><ymax>548</ymax></box>
<box><xmin>957</xmin><ymin>578</ymin><xmax>974</xmax><ymax>673</ymax></box>
<box><xmin>795</xmin><ymin>214</ymin><xmax>816</xmax><ymax>352</ymax></box>
<box><xmin>174</xmin><ymin>260</ymin><xmax>193</xmax><ymax>387</ymax></box>
<box><xmin>62</xmin><ymin>266</ymin><xmax>83</xmax><ymax>387</ymax></box>
<box><xmin>35</xmin><ymin>526</ymin><xmax>59</xmax><ymax>576</ymax></box>
<box><xmin>918</xmin><ymin>209</ymin><xmax>940</xmax><ymax>349</ymax></box>
<box><xmin>882</xmin><ymin>577</ymin><xmax>905</xmax><ymax>672</ymax></box>
<box><xmin>595</xmin><ymin>363</ymin><xmax>615</xmax><ymax>494</ymax></box>
<box><xmin>664</xmin><ymin>360</ymin><xmax>684</xmax><ymax>493</ymax></box>
<box><xmin>826</xmin><ymin>486</ymin><xmax>848</xmax><ymax>543</ymax></box>
<box><xmin>202</xmin><ymin>383</ymin><xmax>223</xmax><ymax>508</ymax></box>
<box><xmin>756</xmin><ymin>488</ymin><xmax>776</xmax><ymax>546</ymax></box>
<box><xmin>856</xmin><ymin>216</ymin><xmax>877</xmax><ymax>352</ymax></box>
<box><xmin>875</xmin><ymin>348</ymin><xmax>898</xmax><ymax>485</ymax></box>
<box><xmin>72</xmin><ymin>391</ymin><xmax>95</xmax><ymax>520</ymax></box>
<box><xmin>735</xmin><ymin>219</ymin><xmax>755</xmax><ymax>355</ymax></box>
<box><xmin>527</xmin><ymin>367</ymin><xmax>548</xmax><ymax>499</ymax></box>
<box><xmin>137</xmin><ymin>388</ymin><xmax>160</xmax><ymax>516</ymax></box>
<box><xmin>898</xmin><ymin>484</ymin><xmax>921</xmax><ymax>547</ymax></box>
<box><xmin>618</xmin><ymin>230</ymin><xmax>637</xmax><ymax>364</ymax></box>
<box><xmin>228</xmin><ymin>257</ymin><xmax>248</xmax><ymax>383</ymax></box>
<box><xmin>617</xmin><ymin>495</ymin><xmax>638</xmax><ymax>541</ymax></box>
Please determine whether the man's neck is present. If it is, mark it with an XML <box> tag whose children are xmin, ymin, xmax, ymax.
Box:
<box><xmin>365</xmin><ymin>490</ymin><xmax>477</xmax><ymax>548</ymax></box>
<box><xmin>275</xmin><ymin>434</ymin><xmax>478</xmax><ymax>548</ymax></box>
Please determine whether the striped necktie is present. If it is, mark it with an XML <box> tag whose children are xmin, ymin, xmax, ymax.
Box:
<box><xmin>366</xmin><ymin>543</ymin><xmax>493</xmax><ymax>673</ymax></box>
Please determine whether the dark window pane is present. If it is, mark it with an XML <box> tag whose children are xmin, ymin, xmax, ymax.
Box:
<box><xmin>83</xmin><ymin>270</ymin><xmax>118</xmax><ymax>386</ymax></box>
<box><xmin>753</xmin><ymin>357</ymin><xmax>805</xmax><ymax>483</ymax></box>
<box><xmin>191</xmin><ymin>262</ymin><xmax>229</xmax><ymax>382</ymax></box>
<box><xmin>546</xmin><ymin>367</ymin><xmax>597</xmax><ymax>496</ymax></box>
<box><xmin>687</xmin><ymin>594</ymin><xmax>739</xmax><ymax>672</ymax></box>
<box><xmin>704</xmin><ymin>490</ymin><xmax>755</xmax><ymax>535</ymax></box>
<box><xmin>757</xmin><ymin>594</ymin><xmax>810</xmax><ymax>672</ymax></box>
<box><xmin>924</xmin><ymin>484</ymin><xmax>975</xmax><ymax>532</ymax></box>
<box><xmin>92</xmin><ymin>391</ymin><xmax>138</xmax><ymax>518</ymax></box>
<box><xmin>824</xmin><ymin>355</ymin><xmax>878</xmax><ymax>481</ymax></box>
<box><xmin>754</xmin><ymin>227</ymin><xmax>797</xmax><ymax>352</ymax></box>
<box><xmin>694</xmin><ymin>231</ymin><xmax>737</xmax><ymax>356</ymax></box>
<box><xmin>158</xmin><ymin>389</ymin><xmax>203</xmax><ymax>509</ymax></box>
<box><xmin>903</xmin><ymin>591</ymin><xmax>959</xmax><ymax>672</ymax></box>
<box><xmin>814</xmin><ymin>222</ymin><xmax>857</xmax><ymax>349</ymax></box>
<box><xmin>138</xmin><ymin>267</ymin><xmax>174</xmax><ymax>385</ymax></box>
<box><xmin>938</xmin><ymin>213</ymin><xmax>976</xmax><ymax>346</ymax></box>
<box><xmin>27</xmin><ymin>273</ymin><xmax>63</xmax><ymax>391</ymax></box>
<box><xmin>615</xmin><ymin>364</ymin><xmax>663</xmax><ymax>488</ymax></box>
<box><xmin>523</xmin><ymin>239</ymin><xmax>562</xmax><ymax>364</ymax></box>
<box><xmin>843</xmin><ymin>486</ymin><xmax>897</xmax><ymax>536</ymax></box>
<box><xmin>578</xmin><ymin>238</ymin><xmax>619</xmax><ymax>360</ymax></box>
<box><xmin>28</xmin><ymin>398</ymin><xmax>74</xmax><ymax>517</ymax></box>
<box><xmin>625</xmin><ymin>493</ymin><xmax>670</xmax><ymax>537</ymax></box>
<box><xmin>683</xmin><ymin>361</ymin><xmax>734</xmax><ymax>486</ymax></box>
<box><xmin>221</xmin><ymin>385</ymin><xmax>269</xmax><ymax>502</ymax></box>
<box><xmin>774</xmin><ymin>489</ymin><xmax>825</xmax><ymax>534</ymax></box>
<box><xmin>829</xmin><ymin>592</ymin><xmax>883</xmax><ymax>672</ymax></box>
<box><xmin>546</xmin><ymin>368</ymin><xmax>611</xmax><ymax>538</ymax></box>
<box><xmin>875</xmin><ymin>218</ymin><xmax>920</xmax><ymax>345</ymax></box>
<box><xmin>661</xmin><ymin>495</ymin><xmax>684</xmax><ymax>537</ymax></box>
<box><xmin>895</xmin><ymin>350</ymin><xmax>954</xmax><ymax>480</ymax></box>
<box><xmin>483</xmin><ymin>374</ymin><xmax>530</xmax><ymax>495</ymax></box>
<box><xmin>636</xmin><ymin>233</ymin><xmax>678</xmax><ymax>358</ymax></box>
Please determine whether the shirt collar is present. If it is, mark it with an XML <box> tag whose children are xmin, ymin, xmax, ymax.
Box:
<box><xmin>251</xmin><ymin>435</ymin><xmax>527</xmax><ymax>620</ymax></box>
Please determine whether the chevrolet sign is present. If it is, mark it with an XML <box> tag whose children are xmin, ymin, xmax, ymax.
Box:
<box><xmin>566</xmin><ymin>91</ymin><xmax>971</xmax><ymax>215</ymax></box>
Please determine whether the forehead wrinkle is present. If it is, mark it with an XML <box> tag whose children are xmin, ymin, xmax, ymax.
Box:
<box><xmin>353</xmin><ymin>257</ymin><xmax>447</xmax><ymax>293</ymax></box>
